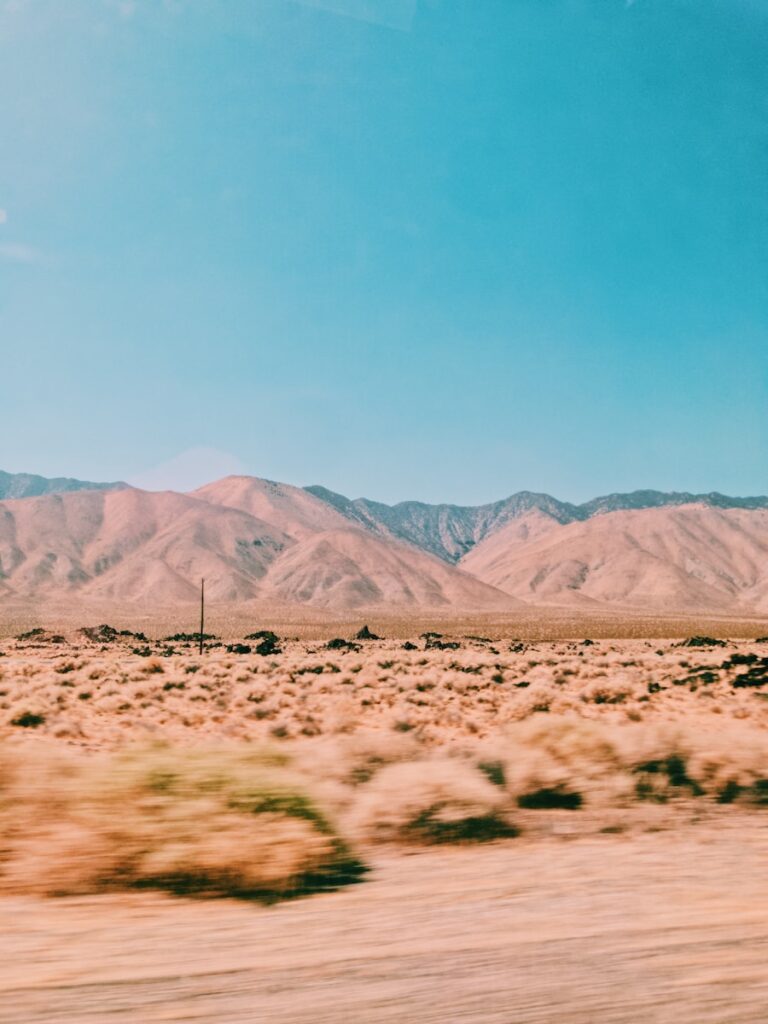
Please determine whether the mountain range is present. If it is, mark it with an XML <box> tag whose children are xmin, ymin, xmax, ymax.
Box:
<box><xmin>306</xmin><ymin>485</ymin><xmax>768</xmax><ymax>563</ymax></box>
<box><xmin>0</xmin><ymin>470</ymin><xmax>127</xmax><ymax>502</ymax></box>
<box><xmin>0</xmin><ymin>469</ymin><xmax>767</xmax><ymax>614</ymax></box>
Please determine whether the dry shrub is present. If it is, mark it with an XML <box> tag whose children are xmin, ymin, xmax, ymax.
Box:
<box><xmin>482</xmin><ymin>717</ymin><xmax>631</xmax><ymax>809</ymax></box>
<box><xmin>613</xmin><ymin>724</ymin><xmax>705</xmax><ymax>802</ymax></box>
<box><xmin>479</xmin><ymin>718</ymin><xmax>768</xmax><ymax>809</ymax></box>
<box><xmin>0</xmin><ymin>743</ymin><xmax>364</xmax><ymax>899</ymax></box>
<box><xmin>673</xmin><ymin>725</ymin><xmax>768</xmax><ymax>804</ymax></box>
<box><xmin>321</xmin><ymin>730</ymin><xmax>422</xmax><ymax>785</ymax></box>
<box><xmin>139</xmin><ymin>658</ymin><xmax>165</xmax><ymax>675</ymax></box>
<box><xmin>347</xmin><ymin>757</ymin><xmax>516</xmax><ymax>844</ymax></box>
<box><xmin>290</xmin><ymin>730</ymin><xmax>424</xmax><ymax>820</ymax></box>
<box><xmin>590</xmin><ymin>722</ymin><xmax>768</xmax><ymax>804</ymax></box>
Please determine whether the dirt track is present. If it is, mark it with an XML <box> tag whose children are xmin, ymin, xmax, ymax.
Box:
<box><xmin>3</xmin><ymin>819</ymin><xmax>768</xmax><ymax>1023</ymax></box>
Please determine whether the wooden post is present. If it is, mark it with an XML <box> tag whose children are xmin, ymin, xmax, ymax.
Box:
<box><xmin>199</xmin><ymin>578</ymin><xmax>205</xmax><ymax>655</ymax></box>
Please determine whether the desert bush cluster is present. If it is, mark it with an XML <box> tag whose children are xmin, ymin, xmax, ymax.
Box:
<box><xmin>2</xmin><ymin>713</ymin><xmax>768</xmax><ymax>900</ymax></box>
<box><xmin>1</xmin><ymin>628</ymin><xmax>767</xmax><ymax>900</ymax></box>
<box><xmin>0</xmin><ymin>742</ymin><xmax>363</xmax><ymax>899</ymax></box>
<box><xmin>2</xmin><ymin>630</ymin><xmax>767</xmax><ymax>746</ymax></box>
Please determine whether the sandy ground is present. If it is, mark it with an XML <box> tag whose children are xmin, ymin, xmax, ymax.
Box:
<box><xmin>2</xmin><ymin>604</ymin><xmax>768</xmax><ymax>641</ymax></box>
<box><xmin>2</xmin><ymin>819</ymin><xmax>768</xmax><ymax>1024</ymax></box>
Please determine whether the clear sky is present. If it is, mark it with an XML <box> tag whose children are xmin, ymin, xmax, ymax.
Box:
<box><xmin>1</xmin><ymin>0</ymin><xmax>766</xmax><ymax>504</ymax></box>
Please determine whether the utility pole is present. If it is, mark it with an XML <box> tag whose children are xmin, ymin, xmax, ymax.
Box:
<box><xmin>199</xmin><ymin>577</ymin><xmax>205</xmax><ymax>656</ymax></box>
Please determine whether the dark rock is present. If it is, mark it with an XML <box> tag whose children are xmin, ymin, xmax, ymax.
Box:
<box><xmin>15</xmin><ymin>628</ymin><xmax>45</xmax><ymax>641</ymax></box>
<box><xmin>731</xmin><ymin>659</ymin><xmax>768</xmax><ymax>688</ymax></box>
<box><xmin>425</xmin><ymin>638</ymin><xmax>460</xmax><ymax>650</ymax></box>
<box><xmin>354</xmin><ymin>625</ymin><xmax>381</xmax><ymax>641</ymax></box>
<box><xmin>255</xmin><ymin>636</ymin><xmax>281</xmax><ymax>656</ymax></box>
<box><xmin>326</xmin><ymin>638</ymin><xmax>361</xmax><ymax>652</ymax></box>
<box><xmin>722</xmin><ymin>653</ymin><xmax>759</xmax><ymax>667</ymax></box>
<box><xmin>685</xmin><ymin>670</ymin><xmax>719</xmax><ymax>685</ymax></box>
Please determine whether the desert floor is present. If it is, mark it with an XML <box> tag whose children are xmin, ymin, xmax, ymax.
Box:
<box><xmin>3</xmin><ymin>821</ymin><xmax>768</xmax><ymax>1024</ymax></box>
<box><xmin>3</xmin><ymin>602</ymin><xmax>768</xmax><ymax>642</ymax></box>
<box><xmin>2</xmin><ymin>615</ymin><xmax>768</xmax><ymax>1022</ymax></box>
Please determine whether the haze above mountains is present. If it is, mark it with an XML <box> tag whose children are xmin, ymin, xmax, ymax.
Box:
<box><xmin>1</xmin><ymin>470</ymin><xmax>767</xmax><ymax>615</ymax></box>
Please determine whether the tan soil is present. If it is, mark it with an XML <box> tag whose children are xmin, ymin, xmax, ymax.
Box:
<box><xmin>2</xmin><ymin>819</ymin><xmax>768</xmax><ymax>1023</ymax></box>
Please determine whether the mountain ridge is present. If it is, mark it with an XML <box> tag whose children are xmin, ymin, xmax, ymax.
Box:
<box><xmin>2</xmin><ymin>470</ymin><xmax>768</xmax><ymax>615</ymax></box>
<box><xmin>0</xmin><ymin>470</ymin><xmax>127</xmax><ymax>502</ymax></box>
<box><xmin>460</xmin><ymin>504</ymin><xmax>768</xmax><ymax>614</ymax></box>
<box><xmin>305</xmin><ymin>485</ymin><xmax>768</xmax><ymax>564</ymax></box>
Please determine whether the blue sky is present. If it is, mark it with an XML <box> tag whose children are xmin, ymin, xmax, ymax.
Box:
<box><xmin>1</xmin><ymin>0</ymin><xmax>766</xmax><ymax>503</ymax></box>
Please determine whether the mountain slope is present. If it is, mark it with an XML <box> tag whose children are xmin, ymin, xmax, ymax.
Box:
<box><xmin>0</xmin><ymin>480</ymin><xmax>517</xmax><ymax>611</ymax></box>
<box><xmin>305</xmin><ymin>486</ymin><xmax>576</xmax><ymax>562</ymax></box>
<box><xmin>0</xmin><ymin>487</ymin><xmax>291</xmax><ymax>603</ymax></box>
<box><xmin>194</xmin><ymin>476</ymin><xmax>354</xmax><ymax>538</ymax></box>
<box><xmin>260</xmin><ymin>529</ymin><xmax>516</xmax><ymax>610</ymax></box>
<box><xmin>194</xmin><ymin>477</ymin><xmax>518</xmax><ymax>610</ymax></box>
<box><xmin>460</xmin><ymin>504</ymin><xmax>768</xmax><ymax>613</ymax></box>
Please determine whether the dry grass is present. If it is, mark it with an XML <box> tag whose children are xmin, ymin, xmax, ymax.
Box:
<box><xmin>345</xmin><ymin>757</ymin><xmax>517</xmax><ymax>843</ymax></box>
<box><xmin>1</xmin><ymin>626</ymin><xmax>768</xmax><ymax>899</ymax></box>
<box><xmin>3</xmin><ymin>604</ymin><xmax>768</xmax><ymax>641</ymax></box>
<box><xmin>0</xmin><ymin>743</ymin><xmax>363</xmax><ymax>899</ymax></box>
<box><xmin>3</xmin><ymin>630</ymin><xmax>768</xmax><ymax>746</ymax></box>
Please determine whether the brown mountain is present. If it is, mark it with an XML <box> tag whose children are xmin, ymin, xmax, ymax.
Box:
<box><xmin>0</xmin><ymin>480</ymin><xmax>517</xmax><ymax>611</ymax></box>
<box><xmin>460</xmin><ymin>504</ymin><xmax>768</xmax><ymax>613</ymax></box>
<box><xmin>193</xmin><ymin>477</ymin><xmax>518</xmax><ymax>610</ymax></box>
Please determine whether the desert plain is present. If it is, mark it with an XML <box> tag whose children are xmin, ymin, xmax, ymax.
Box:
<box><xmin>2</xmin><ymin>610</ymin><xmax>768</xmax><ymax>1023</ymax></box>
